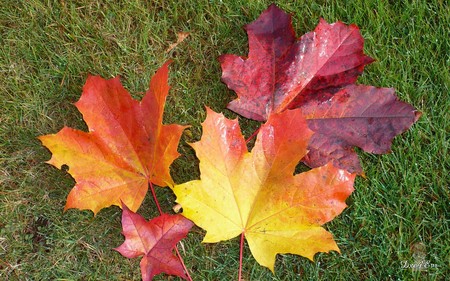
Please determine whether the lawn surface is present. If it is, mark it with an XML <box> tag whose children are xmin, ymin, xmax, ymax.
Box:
<box><xmin>1</xmin><ymin>0</ymin><xmax>448</xmax><ymax>280</ymax></box>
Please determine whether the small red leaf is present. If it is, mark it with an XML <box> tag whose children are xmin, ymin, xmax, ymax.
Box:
<box><xmin>115</xmin><ymin>204</ymin><xmax>193</xmax><ymax>280</ymax></box>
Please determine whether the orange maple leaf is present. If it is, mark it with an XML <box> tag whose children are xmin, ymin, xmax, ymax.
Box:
<box><xmin>38</xmin><ymin>62</ymin><xmax>186</xmax><ymax>214</ymax></box>
<box><xmin>173</xmin><ymin>107</ymin><xmax>355</xmax><ymax>272</ymax></box>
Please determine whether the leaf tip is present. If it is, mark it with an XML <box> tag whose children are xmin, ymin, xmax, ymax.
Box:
<box><xmin>318</xmin><ymin>17</ymin><xmax>329</xmax><ymax>25</ymax></box>
<box><xmin>414</xmin><ymin>110</ymin><xmax>422</xmax><ymax>122</ymax></box>
<box><xmin>360</xmin><ymin>171</ymin><xmax>367</xmax><ymax>179</ymax></box>
<box><xmin>162</xmin><ymin>59</ymin><xmax>173</xmax><ymax>68</ymax></box>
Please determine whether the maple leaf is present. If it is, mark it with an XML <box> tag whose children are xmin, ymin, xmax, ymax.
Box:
<box><xmin>173</xmin><ymin>107</ymin><xmax>355</xmax><ymax>272</ymax></box>
<box><xmin>219</xmin><ymin>4</ymin><xmax>374</xmax><ymax>121</ymax></box>
<box><xmin>115</xmin><ymin>204</ymin><xmax>194</xmax><ymax>281</ymax></box>
<box><xmin>38</xmin><ymin>62</ymin><xmax>186</xmax><ymax>214</ymax></box>
<box><xmin>219</xmin><ymin>4</ymin><xmax>420</xmax><ymax>173</ymax></box>
<box><xmin>302</xmin><ymin>85</ymin><xmax>422</xmax><ymax>173</ymax></box>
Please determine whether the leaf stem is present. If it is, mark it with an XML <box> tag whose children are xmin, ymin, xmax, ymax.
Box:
<box><xmin>175</xmin><ymin>246</ymin><xmax>193</xmax><ymax>281</ymax></box>
<box><xmin>148</xmin><ymin>181</ymin><xmax>163</xmax><ymax>214</ymax></box>
<box><xmin>148</xmin><ymin>181</ymin><xmax>193</xmax><ymax>281</ymax></box>
<box><xmin>238</xmin><ymin>232</ymin><xmax>245</xmax><ymax>281</ymax></box>
<box><xmin>245</xmin><ymin>127</ymin><xmax>260</xmax><ymax>144</ymax></box>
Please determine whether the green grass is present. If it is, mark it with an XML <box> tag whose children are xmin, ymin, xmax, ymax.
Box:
<box><xmin>1</xmin><ymin>0</ymin><xmax>448</xmax><ymax>280</ymax></box>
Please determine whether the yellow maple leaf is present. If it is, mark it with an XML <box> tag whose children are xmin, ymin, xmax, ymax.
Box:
<box><xmin>173</xmin><ymin>107</ymin><xmax>355</xmax><ymax>272</ymax></box>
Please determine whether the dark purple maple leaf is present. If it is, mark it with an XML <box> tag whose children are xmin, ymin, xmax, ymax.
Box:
<box><xmin>219</xmin><ymin>4</ymin><xmax>420</xmax><ymax>173</ymax></box>
<box><xmin>302</xmin><ymin>85</ymin><xmax>421</xmax><ymax>173</ymax></box>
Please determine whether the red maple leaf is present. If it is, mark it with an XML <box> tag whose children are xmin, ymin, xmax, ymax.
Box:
<box><xmin>115</xmin><ymin>204</ymin><xmax>194</xmax><ymax>280</ymax></box>
<box><xmin>219</xmin><ymin>4</ymin><xmax>420</xmax><ymax>173</ymax></box>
